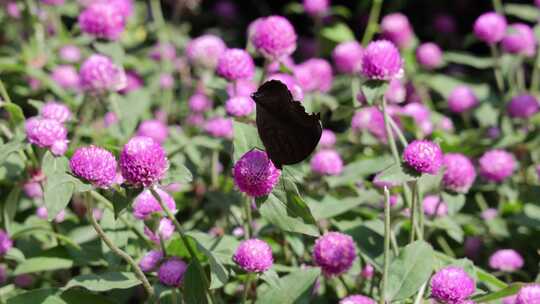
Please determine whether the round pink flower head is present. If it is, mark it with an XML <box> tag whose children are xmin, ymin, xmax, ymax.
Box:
<box><xmin>158</xmin><ymin>257</ymin><xmax>188</xmax><ymax>287</ymax></box>
<box><xmin>489</xmin><ymin>249</ymin><xmax>524</xmax><ymax>272</ymax></box>
<box><xmin>188</xmin><ymin>93</ymin><xmax>213</xmax><ymax>113</ymax></box>
<box><xmin>502</xmin><ymin>23</ymin><xmax>536</xmax><ymax>56</ymax></box>
<box><xmin>478</xmin><ymin>149</ymin><xmax>516</xmax><ymax>182</ymax></box>
<box><xmin>36</xmin><ymin>206</ymin><xmax>48</xmax><ymax>219</ymax></box>
<box><xmin>381</xmin><ymin>13</ymin><xmax>414</xmax><ymax>49</ymax></box>
<box><xmin>25</xmin><ymin>117</ymin><xmax>67</xmax><ymax>151</ymax></box>
<box><xmin>464</xmin><ymin>236</ymin><xmax>483</xmax><ymax>260</ymax></box>
<box><xmin>119</xmin><ymin>70</ymin><xmax>143</xmax><ymax>94</ymax></box>
<box><xmin>0</xmin><ymin>230</ymin><xmax>12</xmax><ymax>255</ymax></box>
<box><xmin>385</xmin><ymin>78</ymin><xmax>406</xmax><ymax>104</ymax></box>
<box><xmin>473</xmin><ymin>12</ymin><xmax>507</xmax><ymax>44</ymax></box>
<box><xmin>233</xmin><ymin>238</ymin><xmax>273</xmax><ymax>273</ymax></box>
<box><xmin>422</xmin><ymin>195</ymin><xmax>448</xmax><ymax>217</ymax></box>
<box><xmin>78</xmin><ymin>2</ymin><xmax>125</xmax><ymax>40</ymax></box>
<box><xmin>403</xmin><ymin>140</ymin><xmax>443</xmax><ymax>175</ymax></box>
<box><xmin>119</xmin><ymin>136</ymin><xmax>169</xmax><ymax>187</ymax></box>
<box><xmin>23</xmin><ymin>181</ymin><xmax>43</xmax><ymax>199</ymax></box>
<box><xmin>6</xmin><ymin>2</ymin><xmax>21</xmax><ymax>19</ymax></box>
<box><xmin>481</xmin><ymin>208</ymin><xmax>498</xmax><ymax>220</ymax></box>
<box><xmin>42</xmin><ymin>0</ymin><xmax>64</xmax><ymax>5</ymax></box>
<box><xmin>311</xmin><ymin>149</ymin><xmax>343</xmax><ymax>176</ymax></box>
<box><xmin>145</xmin><ymin>218</ymin><xmax>175</xmax><ymax>244</ymax></box>
<box><xmin>132</xmin><ymin>188</ymin><xmax>176</xmax><ymax>220</ymax></box>
<box><xmin>227</xmin><ymin>79</ymin><xmax>257</xmax><ymax>97</ymax></box>
<box><xmin>502</xmin><ymin>295</ymin><xmax>517</xmax><ymax>304</ymax></box>
<box><xmin>251</xmin><ymin>15</ymin><xmax>297</xmax><ymax>60</ymax></box>
<box><xmin>217</xmin><ymin>49</ymin><xmax>255</xmax><ymax>81</ymax></box>
<box><xmin>339</xmin><ymin>294</ymin><xmax>376</xmax><ymax>304</ymax></box>
<box><xmin>149</xmin><ymin>42</ymin><xmax>176</xmax><ymax>62</ymax></box>
<box><xmin>232</xmin><ymin>150</ymin><xmax>281</xmax><ymax>197</ymax></box>
<box><xmin>507</xmin><ymin>94</ymin><xmax>539</xmax><ymax>119</ymax></box>
<box><xmin>79</xmin><ymin>54</ymin><xmax>127</xmax><ymax>93</ymax></box>
<box><xmin>416</xmin><ymin>42</ymin><xmax>443</xmax><ymax>70</ymax></box>
<box><xmin>332</xmin><ymin>41</ymin><xmax>363</xmax><ymax>74</ymax></box>
<box><xmin>448</xmin><ymin>85</ymin><xmax>478</xmax><ymax>113</ymax></box>
<box><xmin>361</xmin><ymin>40</ymin><xmax>403</xmax><ymax>81</ymax></box>
<box><xmin>14</xmin><ymin>274</ymin><xmax>34</xmax><ymax>288</ymax></box>
<box><xmin>442</xmin><ymin>153</ymin><xmax>476</xmax><ymax>193</ymax></box>
<box><xmin>313</xmin><ymin>232</ymin><xmax>356</xmax><ymax>276</ymax></box>
<box><xmin>137</xmin><ymin>119</ymin><xmax>169</xmax><ymax>144</ymax></box>
<box><xmin>361</xmin><ymin>264</ymin><xmax>374</xmax><ymax>280</ymax></box>
<box><xmin>139</xmin><ymin>250</ymin><xmax>163</xmax><ymax>272</ymax></box>
<box><xmin>303</xmin><ymin>0</ymin><xmax>329</xmax><ymax>17</ymax></box>
<box><xmin>59</xmin><ymin>45</ymin><xmax>81</xmax><ymax>62</ymax></box>
<box><xmin>266</xmin><ymin>73</ymin><xmax>304</xmax><ymax>100</ymax></box>
<box><xmin>351</xmin><ymin>107</ymin><xmax>387</xmax><ymax>142</ymax></box>
<box><xmin>70</xmin><ymin>145</ymin><xmax>117</xmax><ymax>188</ymax></box>
<box><xmin>204</xmin><ymin>117</ymin><xmax>233</xmax><ymax>139</ymax></box>
<box><xmin>319</xmin><ymin>129</ymin><xmax>336</xmax><ymax>148</ymax></box>
<box><xmin>294</xmin><ymin>58</ymin><xmax>333</xmax><ymax>93</ymax></box>
<box><xmin>516</xmin><ymin>284</ymin><xmax>540</xmax><ymax>304</ymax></box>
<box><xmin>51</xmin><ymin>65</ymin><xmax>80</xmax><ymax>90</ymax></box>
<box><xmin>186</xmin><ymin>34</ymin><xmax>226</xmax><ymax>69</ymax></box>
<box><xmin>430</xmin><ymin>266</ymin><xmax>475</xmax><ymax>304</ymax></box>
<box><xmin>41</xmin><ymin>102</ymin><xmax>71</xmax><ymax>123</ymax></box>
<box><xmin>159</xmin><ymin>73</ymin><xmax>174</xmax><ymax>89</ymax></box>
<box><xmin>225</xmin><ymin>96</ymin><xmax>255</xmax><ymax>117</ymax></box>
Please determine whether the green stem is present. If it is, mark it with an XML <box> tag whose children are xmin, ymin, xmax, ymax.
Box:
<box><xmin>489</xmin><ymin>44</ymin><xmax>505</xmax><ymax>94</ymax></box>
<box><xmin>242</xmin><ymin>273</ymin><xmax>254</xmax><ymax>304</ymax></box>
<box><xmin>362</xmin><ymin>0</ymin><xmax>384</xmax><ymax>46</ymax></box>
<box><xmin>171</xmin><ymin>287</ymin><xmax>178</xmax><ymax>304</ymax></box>
<box><xmin>150</xmin><ymin>0</ymin><xmax>167</xmax><ymax>34</ymax></box>
<box><xmin>413</xmin><ymin>282</ymin><xmax>427</xmax><ymax>304</ymax></box>
<box><xmin>381</xmin><ymin>99</ymin><xmax>400</xmax><ymax>164</ymax></box>
<box><xmin>492</xmin><ymin>0</ymin><xmax>504</xmax><ymax>14</ymax></box>
<box><xmin>379</xmin><ymin>187</ymin><xmax>391</xmax><ymax>304</ymax></box>
<box><xmin>0</xmin><ymin>80</ymin><xmax>12</xmax><ymax>103</ymax></box>
<box><xmin>409</xmin><ymin>182</ymin><xmax>417</xmax><ymax>243</ymax></box>
<box><xmin>388</xmin><ymin>115</ymin><xmax>408</xmax><ymax>148</ymax></box>
<box><xmin>211</xmin><ymin>150</ymin><xmax>219</xmax><ymax>189</ymax></box>
<box><xmin>244</xmin><ymin>196</ymin><xmax>253</xmax><ymax>240</ymax></box>
<box><xmin>415</xmin><ymin>182</ymin><xmax>424</xmax><ymax>240</ymax></box>
<box><xmin>530</xmin><ymin>49</ymin><xmax>540</xmax><ymax>92</ymax></box>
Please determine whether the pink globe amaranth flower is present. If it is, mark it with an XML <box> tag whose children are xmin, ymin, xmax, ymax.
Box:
<box><xmin>266</xmin><ymin>73</ymin><xmax>304</xmax><ymax>100</ymax></box>
<box><xmin>339</xmin><ymin>295</ymin><xmax>376</xmax><ymax>304</ymax></box>
<box><xmin>233</xmin><ymin>238</ymin><xmax>273</xmax><ymax>273</ymax></box>
<box><xmin>361</xmin><ymin>264</ymin><xmax>374</xmax><ymax>280</ymax></box>
<box><xmin>108</xmin><ymin>0</ymin><xmax>133</xmax><ymax>18</ymax></box>
<box><xmin>139</xmin><ymin>250</ymin><xmax>163</xmax><ymax>272</ymax></box>
<box><xmin>481</xmin><ymin>208</ymin><xmax>498</xmax><ymax>220</ymax></box>
<box><xmin>25</xmin><ymin>117</ymin><xmax>67</xmax><ymax>149</ymax></box>
<box><xmin>204</xmin><ymin>117</ymin><xmax>233</xmax><ymax>139</ymax></box>
<box><xmin>217</xmin><ymin>49</ymin><xmax>255</xmax><ymax>81</ymax></box>
<box><xmin>489</xmin><ymin>249</ymin><xmax>524</xmax><ymax>272</ymax></box>
<box><xmin>403</xmin><ymin>140</ymin><xmax>443</xmax><ymax>175</ymax></box>
<box><xmin>381</xmin><ymin>13</ymin><xmax>414</xmax><ymax>49</ymax></box>
<box><xmin>431</xmin><ymin>266</ymin><xmax>475</xmax><ymax>304</ymax></box>
<box><xmin>251</xmin><ymin>15</ymin><xmax>297</xmax><ymax>60</ymax></box>
<box><xmin>227</xmin><ymin>79</ymin><xmax>257</xmax><ymax>98</ymax></box>
<box><xmin>145</xmin><ymin>218</ymin><xmax>175</xmax><ymax>244</ymax></box>
<box><xmin>70</xmin><ymin>146</ymin><xmax>117</xmax><ymax>188</ymax></box>
<box><xmin>502</xmin><ymin>23</ymin><xmax>536</xmax><ymax>56</ymax></box>
<box><xmin>6</xmin><ymin>2</ymin><xmax>21</xmax><ymax>19</ymax></box>
<box><xmin>14</xmin><ymin>274</ymin><xmax>34</xmax><ymax>288</ymax></box>
<box><xmin>319</xmin><ymin>129</ymin><xmax>336</xmax><ymax>148</ymax></box>
<box><xmin>434</xmin><ymin>14</ymin><xmax>457</xmax><ymax>34</ymax></box>
<box><xmin>51</xmin><ymin>65</ymin><xmax>80</xmax><ymax>91</ymax></box>
<box><xmin>23</xmin><ymin>181</ymin><xmax>43</xmax><ymax>199</ymax></box>
<box><xmin>136</xmin><ymin>120</ymin><xmax>169</xmax><ymax>144</ymax></box>
<box><xmin>303</xmin><ymin>0</ymin><xmax>329</xmax><ymax>17</ymax></box>
<box><xmin>313</xmin><ymin>232</ymin><xmax>356</xmax><ymax>276</ymax></box>
<box><xmin>41</xmin><ymin>0</ymin><xmax>64</xmax><ymax>5</ymax></box>
<box><xmin>158</xmin><ymin>258</ymin><xmax>188</xmax><ymax>287</ymax></box>
<box><xmin>311</xmin><ymin>149</ymin><xmax>343</xmax><ymax>176</ymax></box>
<box><xmin>361</xmin><ymin>40</ymin><xmax>403</xmax><ymax>81</ymax></box>
<box><xmin>104</xmin><ymin>112</ymin><xmax>118</xmax><ymax>127</ymax></box>
<box><xmin>59</xmin><ymin>45</ymin><xmax>81</xmax><ymax>63</ymax></box>
<box><xmin>422</xmin><ymin>195</ymin><xmax>448</xmax><ymax>217</ymax></box>
<box><xmin>332</xmin><ymin>41</ymin><xmax>363</xmax><ymax>74</ymax></box>
<box><xmin>448</xmin><ymin>85</ymin><xmax>478</xmax><ymax>113</ymax></box>
<box><xmin>186</xmin><ymin>114</ymin><xmax>205</xmax><ymax>127</ymax></box>
<box><xmin>385</xmin><ymin>78</ymin><xmax>406</xmax><ymax>104</ymax></box>
<box><xmin>159</xmin><ymin>73</ymin><xmax>174</xmax><ymax>89</ymax></box>
<box><xmin>464</xmin><ymin>236</ymin><xmax>483</xmax><ymax>260</ymax></box>
<box><xmin>188</xmin><ymin>93</ymin><xmax>213</xmax><ymax>113</ymax></box>
<box><xmin>149</xmin><ymin>42</ymin><xmax>176</xmax><ymax>62</ymax></box>
<box><xmin>225</xmin><ymin>96</ymin><xmax>255</xmax><ymax>117</ymax></box>
<box><xmin>51</xmin><ymin>140</ymin><xmax>68</xmax><ymax>157</ymax></box>
<box><xmin>79</xmin><ymin>54</ymin><xmax>127</xmax><ymax>93</ymax></box>
<box><xmin>232</xmin><ymin>150</ymin><xmax>281</xmax><ymax>197</ymax></box>
<box><xmin>473</xmin><ymin>12</ymin><xmax>507</xmax><ymax>44</ymax></box>
<box><xmin>267</xmin><ymin>56</ymin><xmax>296</xmax><ymax>74</ymax></box>
<box><xmin>478</xmin><ymin>149</ymin><xmax>516</xmax><ymax>183</ymax></box>
<box><xmin>442</xmin><ymin>153</ymin><xmax>476</xmax><ymax>193</ymax></box>
<box><xmin>437</xmin><ymin>116</ymin><xmax>455</xmax><ymax>132</ymax></box>
<box><xmin>507</xmin><ymin>94</ymin><xmax>539</xmax><ymax>118</ymax></box>
<box><xmin>41</xmin><ymin>102</ymin><xmax>71</xmax><ymax>123</ymax></box>
<box><xmin>78</xmin><ymin>2</ymin><xmax>125</xmax><ymax>40</ymax></box>
<box><xmin>132</xmin><ymin>188</ymin><xmax>176</xmax><ymax>220</ymax></box>
<box><xmin>503</xmin><ymin>295</ymin><xmax>517</xmax><ymax>304</ymax></box>
<box><xmin>351</xmin><ymin>107</ymin><xmax>387</xmax><ymax>142</ymax></box>
<box><xmin>186</xmin><ymin>34</ymin><xmax>226</xmax><ymax>69</ymax></box>
<box><xmin>402</xmin><ymin>102</ymin><xmax>430</xmax><ymax>122</ymax></box>
<box><xmin>516</xmin><ymin>284</ymin><xmax>540</xmax><ymax>304</ymax></box>
<box><xmin>416</xmin><ymin>42</ymin><xmax>443</xmax><ymax>70</ymax></box>
<box><xmin>119</xmin><ymin>136</ymin><xmax>169</xmax><ymax>187</ymax></box>
<box><xmin>0</xmin><ymin>230</ymin><xmax>12</xmax><ymax>255</ymax></box>
<box><xmin>119</xmin><ymin>70</ymin><xmax>143</xmax><ymax>94</ymax></box>
<box><xmin>294</xmin><ymin>58</ymin><xmax>333</xmax><ymax>93</ymax></box>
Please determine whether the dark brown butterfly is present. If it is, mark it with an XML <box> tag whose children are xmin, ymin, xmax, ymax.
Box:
<box><xmin>252</xmin><ymin>80</ymin><xmax>322</xmax><ymax>169</ymax></box>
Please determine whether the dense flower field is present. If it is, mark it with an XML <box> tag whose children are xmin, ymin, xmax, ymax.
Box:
<box><xmin>0</xmin><ymin>0</ymin><xmax>539</xmax><ymax>303</ymax></box>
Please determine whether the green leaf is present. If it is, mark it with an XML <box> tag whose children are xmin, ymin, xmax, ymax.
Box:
<box><xmin>441</xmin><ymin>192</ymin><xmax>466</xmax><ymax>215</ymax></box>
<box><xmin>474</xmin><ymin>102</ymin><xmax>499</xmax><ymax>128</ymax></box>
<box><xmin>345</xmin><ymin>220</ymin><xmax>385</xmax><ymax>270</ymax></box>
<box><xmin>233</xmin><ymin>121</ymin><xmax>263</xmax><ymax>162</ymax></box>
<box><xmin>307</xmin><ymin>190</ymin><xmax>379</xmax><ymax>220</ymax></box>
<box><xmin>63</xmin><ymin>272</ymin><xmax>141</xmax><ymax>292</ymax></box>
<box><xmin>184</xmin><ymin>262</ymin><xmax>209</xmax><ymax>304</ymax></box>
<box><xmin>93</xmin><ymin>42</ymin><xmax>125</xmax><ymax>64</ymax></box>
<box><xmin>432</xmin><ymin>217</ymin><xmax>464</xmax><ymax>242</ymax></box>
<box><xmin>385</xmin><ymin>241</ymin><xmax>435</xmax><ymax>301</ymax></box>
<box><xmin>161</xmin><ymin>164</ymin><xmax>193</xmax><ymax>185</ymax></box>
<box><xmin>320</xmin><ymin>23</ymin><xmax>355</xmax><ymax>43</ymax></box>
<box><xmin>443</xmin><ymin>52</ymin><xmax>494</xmax><ymax>69</ymax></box>
<box><xmin>7</xmin><ymin>288</ymin><xmax>65</xmax><ymax>304</ymax></box>
<box><xmin>41</xmin><ymin>152</ymin><xmax>69</xmax><ymax>177</ymax></box>
<box><xmin>473</xmin><ymin>283</ymin><xmax>523</xmax><ymax>302</ymax></box>
<box><xmin>377</xmin><ymin>162</ymin><xmax>420</xmax><ymax>184</ymax></box>
<box><xmin>504</xmin><ymin>4</ymin><xmax>540</xmax><ymax>22</ymax></box>
<box><xmin>0</xmin><ymin>141</ymin><xmax>22</xmax><ymax>165</ymax></box>
<box><xmin>14</xmin><ymin>257</ymin><xmax>73</xmax><ymax>275</ymax></box>
<box><xmin>2</xmin><ymin>186</ymin><xmax>20</xmax><ymax>234</ymax></box>
<box><xmin>326</xmin><ymin>156</ymin><xmax>394</xmax><ymax>187</ymax></box>
<box><xmin>43</xmin><ymin>174</ymin><xmax>75</xmax><ymax>221</ymax></box>
<box><xmin>361</xmin><ymin>80</ymin><xmax>388</xmax><ymax>105</ymax></box>
<box><xmin>60</xmin><ymin>289</ymin><xmax>116</xmax><ymax>304</ymax></box>
<box><xmin>256</xmin><ymin>267</ymin><xmax>320</xmax><ymax>304</ymax></box>
<box><xmin>2</xmin><ymin>103</ymin><xmax>25</xmax><ymax>125</ymax></box>
<box><xmin>421</xmin><ymin>74</ymin><xmax>489</xmax><ymax>100</ymax></box>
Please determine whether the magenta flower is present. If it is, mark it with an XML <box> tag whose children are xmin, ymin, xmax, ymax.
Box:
<box><xmin>226</xmin><ymin>79</ymin><xmax>257</xmax><ymax>98</ymax></box>
<box><xmin>25</xmin><ymin>117</ymin><xmax>68</xmax><ymax>155</ymax></box>
<box><xmin>266</xmin><ymin>73</ymin><xmax>304</xmax><ymax>100</ymax></box>
<box><xmin>502</xmin><ymin>23</ymin><xmax>536</xmax><ymax>56</ymax></box>
<box><xmin>233</xmin><ymin>239</ymin><xmax>273</xmax><ymax>273</ymax></box>
<box><xmin>23</xmin><ymin>181</ymin><xmax>42</xmax><ymax>199</ymax></box>
<box><xmin>51</xmin><ymin>65</ymin><xmax>80</xmax><ymax>90</ymax></box>
<box><xmin>225</xmin><ymin>96</ymin><xmax>255</xmax><ymax>117</ymax></box>
<box><xmin>159</xmin><ymin>73</ymin><xmax>174</xmax><ymax>89</ymax></box>
<box><xmin>204</xmin><ymin>117</ymin><xmax>233</xmax><ymax>139</ymax></box>
<box><xmin>79</xmin><ymin>54</ymin><xmax>126</xmax><ymax>93</ymax></box>
<box><xmin>381</xmin><ymin>13</ymin><xmax>414</xmax><ymax>48</ymax></box>
<box><xmin>217</xmin><ymin>49</ymin><xmax>255</xmax><ymax>81</ymax></box>
<box><xmin>478</xmin><ymin>149</ymin><xmax>516</xmax><ymax>182</ymax></box>
<box><xmin>59</xmin><ymin>45</ymin><xmax>81</xmax><ymax>62</ymax></box>
<box><xmin>149</xmin><ymin>42</ymin><xmax>176</xmax><ymax>62</ymax></box>
<box><xmin>448</xmin><ymin>86</ymin><xmax>478</xmax><ymax>113</ymax></box>
<box><xmin>416</xmin><ymin>42</ymin><xmax>443</xmax><ymax>70</ymax></box>
<box><xmin>310</xmin><ymin>149</ymin><xmax>343</xmax><ymax>176</ymax></box>
<box><xmin>186</xmin><ymin>34</ymin><xmax>226</xmax><ymax>69</ymax></box>
<box><xmin>0</xmin><ymin>230</ymin><xmax>12</xmax><ymax>255</ymax></box>
<box><xmin>385</xmin><ymin>78</ymin><xmax>406</xmax><ymax>104</ymax></box>
<box><xmin>339</xmin><ymin>295</ymin><xmax>376</xmax><ymax>304</ymax></box>
<box><xmin>442</xmin><ymin>153</ymin><xmax>476</xmax><ymax>193</ymax></box>
<box><xmin>41</xmin><ymin>0</ymin><xmax>64</xmax><ymax>5</ymax></box>
<box><xmin>319</xmin><ymin>129</ymin><xmax>336</xmax><ymax>148</ymax></box>
<box><xmin>158</xmin><ymin>258</ymin><xmax>188</xmax><ymax>287</ymax></box>
<box><xmin>507</xmin><ymin>94</ymin><xmax>539</xmax><ymax>119</ymax></box>
<box><xmin>361</xmin><ymin>264</ymin><xmax>374</xmax><ymax>279</ymax></box>
<box><xmin>422</xmin><ymin>195</ymin><xmax>448</xmax><ymax>217</ymax></box>
<box><xmin>41</xmin><ymin>102</ymin><xmax>72</xmax><ymax>123</ymax></box>
<box><xmin>144</xmin><ymin>218</ymin><xmax>175</xmax><ymax>244</ymax></box>
<box><xmin>139</xmin><ymin>250</ymin><xmax>163</xmax><ymax>272</ymax></box>
<box><xmin>136</xmin><ymin>119</ymin><xmax>169</xmax><ymax>144</ymax></box>
<box><xmin>431</xmin><ymin>266</ymin><xmax>475</xmax><ymax>304</ymax></box>
<box><xmin>188</xmin><ymin>93</ymin><xmax>213</xmax><ymax>113</ymax></box>
<box><xmin>313</xmin><ymin>232</ymin><xmax>356</xmax><ymax>276</ymax></box>
<box><xmin>303</xmin><ymin>0</ymin><xmax>329</xmax><ymax>17</ymax></box>
<box><xmin>232</xmin><ymin>150</ymin><xmax>281</xmax><ymax>197</ymax></box>
<box><xmin>332</xmin><ymin>41</ymin><xmax>363</xmax><ymax>74</ymax></box>
<box><xmin>251</xmin><ymin>15</ymin><xmax>297</xmax><ymax>60</ymax></box>
<box><xmin>489</xmin><ymin>249</ymin><xmax>524</xmax><ymax>272</ymax></box>
<box><xmin>361</xmin><ymin>40</ymin><xmax>403</xmax><ymax>81</ymax></box>
<box><xmin>119</xmin><ymin>136</ymin><xmax>169</xmax><ymax>187</ymax></box>
<box><xmin>132</xmin><ymin>188</ymin><xmax>177</xmax><ymax>220</ymax></box>
<box><xmin>403</xmin><ymin>140</ymin><xmax>443</xmax><ymax>175</ymax></box>
<box><xmin>119</xmin><ymin>70</ymin><xmax>143</xmax><ymax>94</ymax></box>
<box><xmin>70</xmin><ymin>146</ymin><xmax>117</xmax><ymax>188</ymax></box>
<box><xmin>352</xmin><ymin>107</ymin><xmax>387</xmax><ymax>142</ymax></box>
<box><xmin>294</xmin><ymin>58</ymin><xmax>333</xmax><ymax>93</ymax></box>
<box><xmin>78</xmin><ymin>2</ymin><xmax>125</xmax><ymax>40</ymax></box>
<box><xmin>516</xmin><ymin>284</ymin><xmax>540</xmax><ymax>304</ymax></box>
<box><xmin>473</xmin><ymin>12</ymin><xmax>507</xmax><ymax>44</ymax></box>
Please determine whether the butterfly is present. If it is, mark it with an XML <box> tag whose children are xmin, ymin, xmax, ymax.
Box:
<box><xmin>251</xmin><ymin>80</ymin><xmax>322</xmax><ymax>169</ymax></box>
